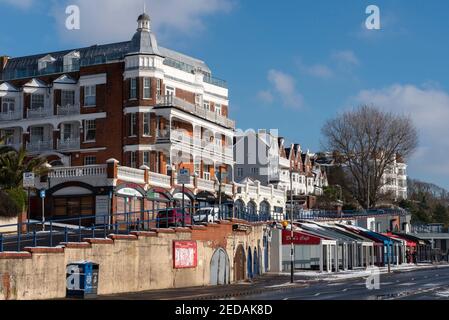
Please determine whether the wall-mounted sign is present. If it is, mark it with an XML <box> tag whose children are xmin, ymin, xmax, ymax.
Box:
<box><xmin>177</xmin><ymin>169</ymin><xmax>191</xmax><ymax>185</ymax></box>
<box><xmin>282</xmin><ymin>230</ymin><xmax>321</xmax><ymax>245</ymax></box>
<box><xmin>233</xmin><ymin>224</ymin><xmax>250</xmax><ymax>232</ymax></box>
<box><xmin>23</xmin><ymin>172</ymin><xmax>35</xmax><ymax>188</ymax></box>
<box><xmin>173</xmin><ymin>241</ymin><xmax>197</xmax><ymax>269</ymax></box>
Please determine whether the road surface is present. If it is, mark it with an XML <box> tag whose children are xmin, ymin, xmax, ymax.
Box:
<box><xmin>234</xmin><ymin>267</ymin><xmax>449</xmax><ymax>300</ymax></box>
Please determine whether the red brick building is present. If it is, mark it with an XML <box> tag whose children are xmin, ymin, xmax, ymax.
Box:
<box><xmin>0</xmin><ymin>13</ymin><xmax>236</xmax><ymax>222</ymax></box>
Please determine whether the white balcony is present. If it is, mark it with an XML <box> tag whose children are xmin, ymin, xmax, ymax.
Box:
<box><xmin>148</xmin><ymin>171</ymin><xmax>171</xmax><ymax>189</ymax></box>
<box><xmin>0</xmin><ymin>110</ymin><xmax>22</xmax><ymax>121</ymax></box>
<box><xmin>156</xmin><ymin>95</ymin><xmax>235</xmax><ymax>129</ymax></box>
<box><xmin>57</xmin><ymin>103</ymin><xmax>80</xmax><ymax>116</ymax></box>
<box><xmin>223</xmin><ymin>183</ymin><xmax>233</xmax><ymax>196</ymax></box>
<box><xmin>50</xmin><ymin>165</ymin><xmax>107</xmax><ymax>179</ymax></box>
<box><xmin>27</xmin><ymin>140</ymin><xmax>53</xmax><ymax>152</ymax></box>
<box><xmin>48</xmin><ymin>165</ymin><xmax>108</xmax><ymax>187</ymax></box>
<box><xmin>197</xmin><ymin>178</ymin><xmax>216</xmax><ymax>193</ymax></box>
<box><xmin>57</xmin><ymin>137</ymin><xmax>80</xmax><ymax>150</ymax></box>
<box><xmin>117</xmin><ymin>166</ymin><xmax>146</xmax><ymax>184</ymax></box>
<box><xmin>27</xmin><ymin>107</ymin><xmax>53</xmax><ymax>119</ymax></box>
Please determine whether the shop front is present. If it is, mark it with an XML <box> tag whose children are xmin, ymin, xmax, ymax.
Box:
<box><xmin>114</xmin><ymin>184</ymin><xmax>146</xmax><ymax>230</ymax></box>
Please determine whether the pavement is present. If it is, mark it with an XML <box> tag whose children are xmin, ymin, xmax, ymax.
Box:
<box><xmin>93</xmin><ymin>263</ymin><xmax>449</xmax><ymax>300</ymax></box>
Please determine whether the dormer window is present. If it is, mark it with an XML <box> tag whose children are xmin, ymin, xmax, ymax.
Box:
<box><xmin>63</xmin><ymin>51</ymin><xmax>80</xmax><ymax>72</ymax></box>
<box><xmin>38</xmin><ymin>55</ymin><xmax>56</xmax><ymax>71</ymax></box>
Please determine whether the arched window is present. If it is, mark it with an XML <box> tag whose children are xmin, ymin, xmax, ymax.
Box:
<box><xmin>247</xmin><ymin>201</ymin><xmax>257</xmax><ymax>215</ymax></box>
<box><xmin>235</xmin><ymin>199</ymin><xmax>246</xmax><ymax>218</ymax></box>
<box><xmin>260</xmin><ymin>201</ymin><xmax>271</xmax><ymax>216</ymax></box>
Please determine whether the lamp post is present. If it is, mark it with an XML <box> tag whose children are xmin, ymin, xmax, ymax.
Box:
<box><xmin>289</xmin><ymin>166</ymin><xmax>294</xmax><ymax>283</ymax></box>
<box><xmin>42</xmin><ymin>162</ymin><xmax>52</xmax><ymax>231</ymax></box>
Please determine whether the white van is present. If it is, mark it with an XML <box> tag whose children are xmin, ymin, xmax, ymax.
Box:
<box><xmin>193</xmin><ymin>207</ymin><xmax>220</xmax><ymax>223</ymax></box>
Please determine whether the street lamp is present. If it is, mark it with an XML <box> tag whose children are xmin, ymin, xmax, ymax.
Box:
<box><xmin>289</xmin><ymin>166</ymin><xmax>294</xmax><ymax>284</ymax></box>
<box><xmin>42</xmin><ymin>162</ymin><xmax>52</xmax><ymax>231</ymax></box>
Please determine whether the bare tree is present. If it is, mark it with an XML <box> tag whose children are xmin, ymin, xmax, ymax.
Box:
<box><xmin>321</xmin><ymin>105</ymin><xmax>418</xmax><ymax>209</ymax></box>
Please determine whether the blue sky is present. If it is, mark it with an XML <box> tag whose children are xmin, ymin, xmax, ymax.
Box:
<box><xmin>1</xmin><ymin>0</ymin><xmax>449</xmax><ymax>189</ymax></box>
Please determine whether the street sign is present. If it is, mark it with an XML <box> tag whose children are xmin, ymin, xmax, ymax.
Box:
<box><xmin>178</xmin><ymin>168</ymin><xmax>191</xmax><ymax>185</ymax></box>
<box><xmin>23</xmin><ymin>172</ymin><xmax>35</xmax><ymax>188</ymax></box>
<box><xmin>40</xmin><ymin>189</ymin><xmax>46</xmax><ymax>199</ymax></box>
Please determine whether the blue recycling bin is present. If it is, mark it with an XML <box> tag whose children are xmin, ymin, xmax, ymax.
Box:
<box><xmin>66</xmin><ymin>261</ymin><xmax>99</xmax><ymax>299</ymax></box>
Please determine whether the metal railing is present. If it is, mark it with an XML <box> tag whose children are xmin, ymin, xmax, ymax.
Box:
<box><xmin>0</xmin><ymin>110</ymin><xmax>22</xmax><ymax>121</ymax></box>
<box><xmin>26</xmin><ymin>107</ymin><xmax>53</xmax><ymax>119</ymax></box>
<box><xmin>287</xmin><ymin>208</ymin><xmax>410</xmax><ymax>221</ymax></box>
<box><xmin>57</xmin><ymin>137</ymin><xmax>80</xmax><ymax>150</ymax></box>
<box><xmin>57</xmin><ymin>103</ymin><xmax>80</xmax><ymax>116</ymax></box>
<box><xmin>26</xmin><ymin>140</ymin><xmax>53</xmax><ymax>152</ymax></box>
<box><xmin>156</xmin><ymin>95</ymin><xmax>235</xmax><ymax>129</ymax></box>
<box><xmin>0</xmin><ymin>207</ymin><xmax>273</xmax><ymax>253</ymax></box>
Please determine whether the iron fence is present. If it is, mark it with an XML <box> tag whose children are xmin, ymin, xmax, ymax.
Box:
<box><xmin>0</xmin><ymin>206</ymin><xmax>273</xmax><ymax>253</ymax></box>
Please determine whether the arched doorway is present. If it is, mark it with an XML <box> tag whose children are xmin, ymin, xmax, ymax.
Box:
<box><xmin>210</xmin><ymin>248</ymin><xmax>230</xmax><ymax>285</ymax></box>
<box><xmin>253</xmin><ymin>247</ymin><xmax>259</xmax><ymax>277</ymax></box>
<box><xmin>234</xmin><ymin>245</ymin><xmax>246</xmax><ymax>282</ymax></box>
<box><xmin>247</xmin><ymin>246</ymin><xmax>253</xmax><ymax>279</ymax></box>
<box><xmin>264</xmin><ymin>235</ymin><xmax>269</xmax><ymax>272</ymax></box>
<box><xmin>258</xmin><ymin>245</ymin><xmax>263</xmax><ymax>275</ymax></box>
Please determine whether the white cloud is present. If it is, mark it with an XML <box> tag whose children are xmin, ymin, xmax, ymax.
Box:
<box><xmin>267</xmin><ymin>69</ymin><xmax>304</xmax><ymax>109</ymax></box>
<box><xmin>351</xmin><ymin>84</ymin><xmax>449</xmax><ymax>186</ymax></box>
<box><xmin>257</xmin><ymin>90</ymin><xmax>274</xmax><ymax>104</ymax></box>
<box><xmin>0</xmin><ymin>0</ymin><xmax>34</xmax><ymax>9</ymax></box>
<box><xmin>296</xmin><ymin>57</ymin><xmax>333</xmax><ymax>80</ymax></box>
<box><xmin>51</xmin><ymin>0</ymin><xmax>234</xmax><ymax>45</ymax></box>
<box><xmin>331</xmin><ymin>50</ymin><xmax>360</xmax><ymax>67</ymax></box>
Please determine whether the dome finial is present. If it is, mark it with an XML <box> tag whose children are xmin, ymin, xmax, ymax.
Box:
<box><xmin>137</xmin><ymin>7</ymin><xmax>151</xmax><ymax>32</ymax></box>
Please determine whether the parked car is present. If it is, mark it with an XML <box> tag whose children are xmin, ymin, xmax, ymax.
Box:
<box><xmin>157</xmin><ymin>209</ymin><xmax>192</xmax><ymax>228</ymax></box>
<box><xmin>193</xmin><ymin>207</ymin><xmax>220</xmax><ymax>223</ymax></box>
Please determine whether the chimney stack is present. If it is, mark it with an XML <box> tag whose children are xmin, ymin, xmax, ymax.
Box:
<box><xmin>0</xmin><ymin>56</ymin><xmax>9</xmax><ymax>71</ymax></box>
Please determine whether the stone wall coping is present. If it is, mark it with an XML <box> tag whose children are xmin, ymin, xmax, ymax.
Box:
<box><xmin>108</xmin><ymin>234</ymin><xmax>138</xmax><ymax>241</ymax></box>
<box><xmin>61</xmin><ymin>242</ymin><xmax>92</xmax><ymax>249</ymax></box>
<box><xmin>190</xmin><ymin>225</ymin><xmax>207</xmax><ymax>230</ymax></box>
<box><xmin>130</xmin><ymin>231</ymin><xmax>158</xmax><ymax>238</ymax></box>
<box><xmin>150</xmin><ymin>228</ymin><xmax>176</xmax><ymax>234</ymax></box>
<box><xmin>84</xmin><ymin>238</ymin><xmax>115</xmax><ymax>245</ymax></box>
<box><xmin>0</xmin><ymin>252</ymin><xmax>32</xmax><ymax>259</ymax></box>
<box><xmin>24</xmin><ymin>247</ymin><xmax>65</xmax><ymax>254</ymax></box>
<box><xmin>174</xmin><ymin>227</ymin><xmax>192</xmax><ymax>233</ymax></box>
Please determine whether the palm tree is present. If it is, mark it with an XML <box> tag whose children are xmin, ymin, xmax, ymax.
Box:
<box><xmin>0</xmin><ymin>133</ymin><xmax>14</xmax><ymax>155</ymax></box>
<box><xmin>0</xmin><ymin>148</ymin><xmax>48</xmax><ymax>189</ymax></box>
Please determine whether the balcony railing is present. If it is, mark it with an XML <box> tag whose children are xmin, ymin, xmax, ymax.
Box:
<box><xmin>57</xmin><ymin>137</ymin><xmax>80</xmax><ymax>150</ymax></box>
<box><xmin>148</xmin><ymin>171</ymin><xmax>171</xmax><ymax>189</ymax></box>
<box><xmin>203</xmin><ymin>75</ymin><xmax>227</xmax><ymax>89</ymax></box>
<box><xmin>27</xmin><ymin>106</ymin><xmax>53</xmax><ymax>119</ymax></box>
<box><xmin>26</xmin><ymin>140</ymin><xmax>53</xmax><ymax>152</ymax></box>
<box><xmin>197</xmin><ymin>178</ymin><xmax>216</xmax><ymax>193</ymax></box>
<box><xmin>57</xmin><ymin>103</ymin><xmax>80</xmax><ymax>116</ymax></box>
<box><xmin>156</xmin><ymin>129</ymin><xmax>233</xmax><ymax>160</ymax></box>
<box><xmin>156</xmin><ymin>95</ymin><xmax>235</xmax><ymax>129</ymax></box>
<box><xmin>49</xmin><ymin>165</ymin><xmax>107</xmax><ymax>179</ymax></box>
<box><xmin>117</xmin><ymin>166</ymin><xmax>146</xmax><ymax>184</ymax></box>
<box><xmin>223</xmin><ymin>183</ymin><xmax>233</xmax><ymax>195</ymax></box>
<box><xmin>0</xmin><ymin>110</ymin><xmax>22</xmax><ymax>121</ymax></box>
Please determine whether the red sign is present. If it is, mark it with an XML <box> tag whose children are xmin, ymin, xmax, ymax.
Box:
<box><xmin>282</xmin><ymin>230</ymin><xmax>321</xmax><ymax>245</ymax></box>
<box><xmin>173</xmin><ymin>241</ymin><xmax>198</xmax><ymax>269</ymax></box>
